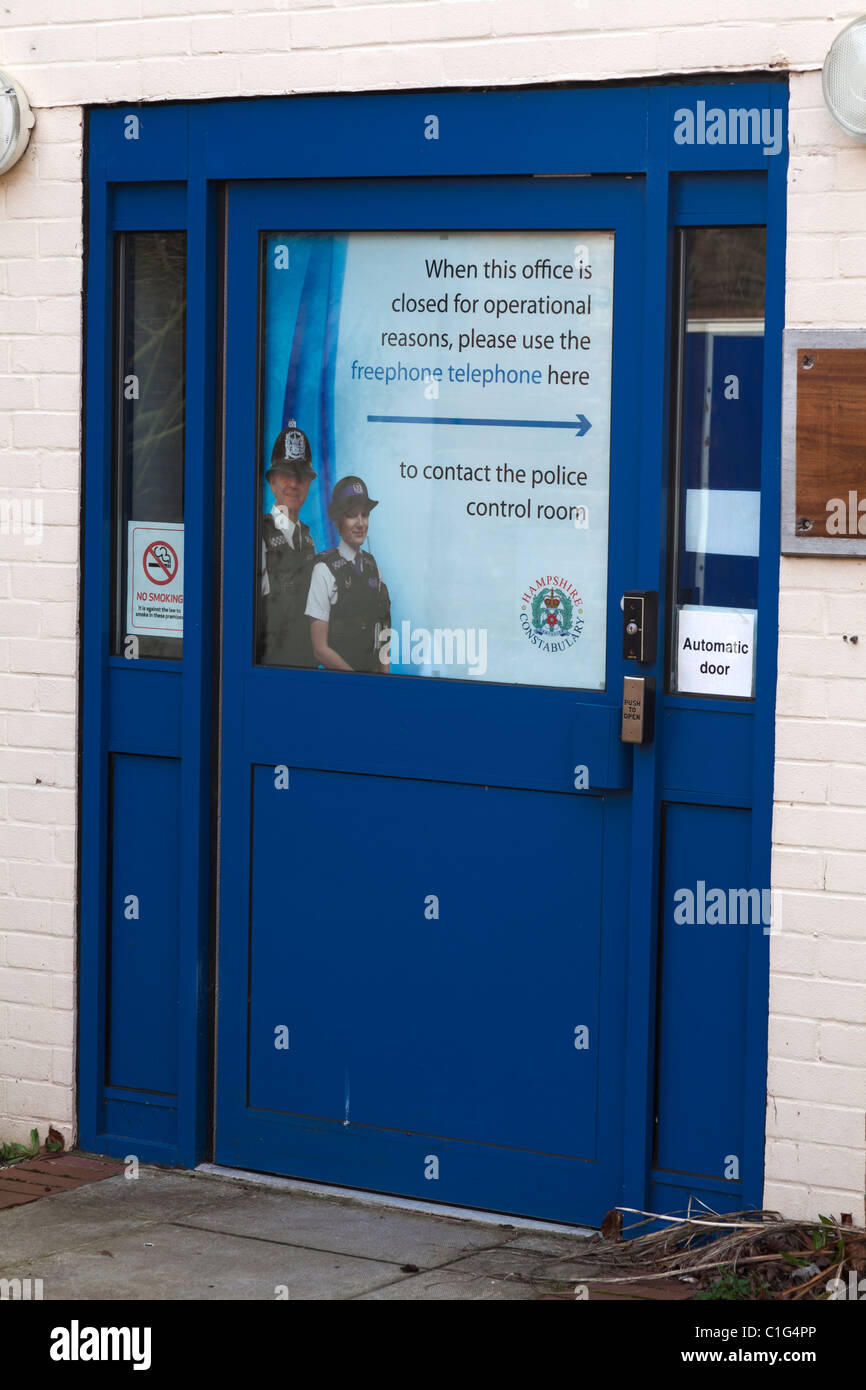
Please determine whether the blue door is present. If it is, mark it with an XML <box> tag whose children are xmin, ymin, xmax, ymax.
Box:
<box><xmin>215</xmin><ymin>175</ymin><xmax>644</xmax><ymax>1222</ymax></box>
<box><xmin>78</xmin><ymin>87</ymin><xmax>784</xmax><ymax>1224</ymax></box>
<box><xmin>212</xmin><ymin>161</ymin><xmax>780</xmax><ymax>1223</ymax></box>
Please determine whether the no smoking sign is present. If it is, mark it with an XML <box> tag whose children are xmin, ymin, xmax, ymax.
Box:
<box><xmin>143</xmin><ymin>540</ymin><xmax>179</xmax><ymax>586</ymax></box>
<box><xmin>127</xmin><ymin>522</ymin><xmax>184</xmax><ymax>637</ymax></box>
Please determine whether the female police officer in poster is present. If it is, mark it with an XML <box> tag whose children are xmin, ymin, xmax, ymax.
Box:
<box><xmin>305</xmin><ymin>476</ymin><xmax>391</xmax><ymax>674</ymax></box>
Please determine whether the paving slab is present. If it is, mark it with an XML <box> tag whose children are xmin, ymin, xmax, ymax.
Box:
<box><xmin>3</xmin><ymin>1221</ymin><xmax>407</xmax><ymax>1301</ymax></box>
<box><xmin>506</xmin><ymin>1230</ymin><xmax>596</xmax><ymax>1257</ymax></box>
<box><xmin>180</xmin><ymin>1185</ymin><xmax>515</xmax><ymax>1268</ymax></box>
<box><xmin>443</xmin><ymin>1244</ymin><xmax>598</xmax><ymax>1293</ymax></box>
<box><xmin>0</xmin><ymin>1170</ymin><xmax>257</xmax><ymax>1267</ymax></box>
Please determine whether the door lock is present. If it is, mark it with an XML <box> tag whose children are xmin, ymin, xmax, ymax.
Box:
<box><xmin>622</xmin><ymin>591</ymin><xmax>658</xmax><ymax>663</ymax></box>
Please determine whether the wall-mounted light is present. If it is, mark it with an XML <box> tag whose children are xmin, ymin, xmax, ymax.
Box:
<box><xmin>824</xmin><ymin>17</ymin><xmax>866</xmax><ymax>138</ymax></box>
<box><xmin>0</xmin><ymin>68</ymin><xmax>34</xmax><ymax>176</ymax></box>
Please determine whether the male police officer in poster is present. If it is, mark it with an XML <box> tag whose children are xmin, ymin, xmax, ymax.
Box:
<box><xmin>306</xmin><ymin>476</ymin><xmax>391</xmax><ymax>674</ymax></box>
<box><xmin>259</xmin><ymin>419</ymin><xmax>317</xmax><ymax>667</ymax></box>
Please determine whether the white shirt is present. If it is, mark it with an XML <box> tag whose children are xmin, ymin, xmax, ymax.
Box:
<box><xmin>305</xmin><ymin>539</ymin><xmax>360</xmax><ymax>622</ymax></box>
<box><xmin>261</xmin><ymin>505</ymin><xmax>302</xmax><ymax>597</ymax></box>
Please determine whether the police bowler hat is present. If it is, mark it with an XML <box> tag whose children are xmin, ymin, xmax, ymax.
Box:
<box><xmin>328</xmin><ymin>476</ymin><xmax>379</xmax><ymax>520</ymax></box>
<box><xmin>267</xmin><ymin>419</ymin><xmax>316</xmax><ymax>481</ymax></box>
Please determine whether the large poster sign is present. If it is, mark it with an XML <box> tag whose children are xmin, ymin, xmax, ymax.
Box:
<box><xmin>259</xmin><ymin>231</ymin><xmax>614</xmax><ymax>689</ymax></box>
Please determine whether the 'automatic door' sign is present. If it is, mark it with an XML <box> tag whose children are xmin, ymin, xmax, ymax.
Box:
<box><xmin>127</xmin><ymin>522</ymin><xmax>184</xmax><ymax>636</ymax></box>
<box><xmin>675</xmin><ymin>605</ymin><xmax>756</xmax><ymax>699</ymax></box>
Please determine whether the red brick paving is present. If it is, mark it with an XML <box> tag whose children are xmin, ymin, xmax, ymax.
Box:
<box><xmin>0</xmin><ymin>1151</ymin><xmax>125</xmax><ymax>1211</ymax></box>
<box><xmin>541</xmin><ymin>1277</ymin><xmax>697</xmax><ymax>1301</ymax></box>
<box><xmin>589</xmin><ymin>1279</ymin><xmax>696</xmax><ymax>1300</ymax></box>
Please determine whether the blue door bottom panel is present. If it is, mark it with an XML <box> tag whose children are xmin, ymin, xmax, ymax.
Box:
<box><xmin>213</xmin><ymin>765</ymin><xmax>632</xmax><ymax>1225</ymax></box>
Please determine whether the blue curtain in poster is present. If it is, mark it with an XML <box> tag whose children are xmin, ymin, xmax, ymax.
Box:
<box><xmin>264</xmin><ymin>235</ymin><xmax>348</xmax><ymax>550</ymax></box>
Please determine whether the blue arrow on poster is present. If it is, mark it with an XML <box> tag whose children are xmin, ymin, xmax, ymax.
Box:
<box><xmin>367</xmin><ymin>413</ymin><xmax>592</xmax><ymax>436</ymax></box>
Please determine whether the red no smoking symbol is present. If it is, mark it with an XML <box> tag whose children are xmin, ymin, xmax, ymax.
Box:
<box><xmin>142</xmin><ymin>540</ymin><xmax>178</xmax><ymax>586</ymax></box>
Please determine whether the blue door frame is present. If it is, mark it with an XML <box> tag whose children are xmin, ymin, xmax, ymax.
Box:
<box><xmin>80</xmin><ymin>83</ymin><xmax>787</xmax><ymax>1223</ymax></box>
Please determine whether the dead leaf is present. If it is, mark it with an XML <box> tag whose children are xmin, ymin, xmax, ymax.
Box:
<box><xmin>601</xmin><ymin>1209</ymin><xmax>623</xmax><ymax>1240</ymax></box>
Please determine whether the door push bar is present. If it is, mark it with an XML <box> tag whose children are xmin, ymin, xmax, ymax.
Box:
<box><xmin>621</xmin><ymin>675</ymin><xmax>655</xmax><ymax>744</ymax></box>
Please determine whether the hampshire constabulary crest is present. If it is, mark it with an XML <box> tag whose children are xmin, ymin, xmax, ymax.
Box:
<box><xmin>519</xmin><ymin>577</ymin><xmax>584</xmax><ymax>653</ymax></box>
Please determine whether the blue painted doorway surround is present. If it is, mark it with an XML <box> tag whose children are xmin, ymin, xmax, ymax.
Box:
<box><xmin>81</xmin><ymin>83</ymin><xmax>787</xmax><ymax>1225</ymax></box>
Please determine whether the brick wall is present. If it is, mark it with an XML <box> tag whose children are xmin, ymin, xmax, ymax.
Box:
<box><xmin>0</xmin><ymin>104</ymin><xmax>82</xmax><ymax>1149</ymax></box>
<box><xmin>764</xmin><ymin>76</ymin><xmax>866</xmax><ymax>1224</ymax></box>
<box><xmin>0</xmin><ymin>2</ymin><xmax>862</xmax><ymax>108</ymax></box>
<box><xmin>0</xmin><ymin>4</ymin><xmax>863</xmax><ymax>1221</ymax></box>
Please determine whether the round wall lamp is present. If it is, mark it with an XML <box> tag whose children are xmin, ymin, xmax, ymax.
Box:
<box><xmin>824</xmin><ymin>17</ymin><xmax>866</xmax><ymax>138</ymax></box>
<box><xmin>0</xmin><ymin>68</ymin><xmax>34</xmax><ymax>175</ymax></box>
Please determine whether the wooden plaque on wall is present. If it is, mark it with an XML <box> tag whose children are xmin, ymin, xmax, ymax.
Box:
<box><xmin>783</xmin><ymin>331</ymin><xmax>866</xmax><ymax>555</ymax></box>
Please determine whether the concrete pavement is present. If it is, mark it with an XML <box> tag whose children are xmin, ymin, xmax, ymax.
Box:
<box><xmin>0</xmin><ymin>1163</ymin><xmax>605</xmax><ymax>1300</ymax></box>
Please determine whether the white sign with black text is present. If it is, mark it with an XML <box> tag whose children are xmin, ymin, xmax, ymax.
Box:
<box><xmin>675</xmin><ymin>605</ymin><xmax>756</xmax><ymax>699</ymax></box>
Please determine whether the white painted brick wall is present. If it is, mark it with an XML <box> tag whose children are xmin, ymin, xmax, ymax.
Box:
<box><xmin>0</xmin><ymin>4</ymin><xmax>862</xmax><ymax>1225</ymax></box>
<box><xmin>770</xmin><ymin>75</ymin><xmax>866</xmax><ymax>1217</ymax></box>
<box><xmin>0</xmin><ymin>100</ymin><xmax>81</xmax><ymax>1151</ymax></box>
<box><xmin>0</xmin><ymin>2</ymin><xmax>864</xmax><ymax>108</ymax></box>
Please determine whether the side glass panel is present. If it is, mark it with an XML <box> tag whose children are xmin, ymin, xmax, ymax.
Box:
<box><xmin>669</xmin><ymin>227</ymin><xmax>766</xmax><ymax>700</ymax></box>
<box><xmin>255</xmin><ymin>230</ymin><xmax>614</xmax><ymax>690</ymax></box>
<box><xmin>112</xmin><ymin>231</ymin><xmax>186</xmax><ymax>660</ymax></box>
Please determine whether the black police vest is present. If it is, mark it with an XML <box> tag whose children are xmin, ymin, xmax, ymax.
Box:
<box><xmin>259</xmin><ymin>514</ymin><xmax>316</xmax><ymax>667</ymax></box>
<box><xmin>319</xmin><ymin>548</ymin><xmax>390</xmax><ymax>674</ymax></box>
